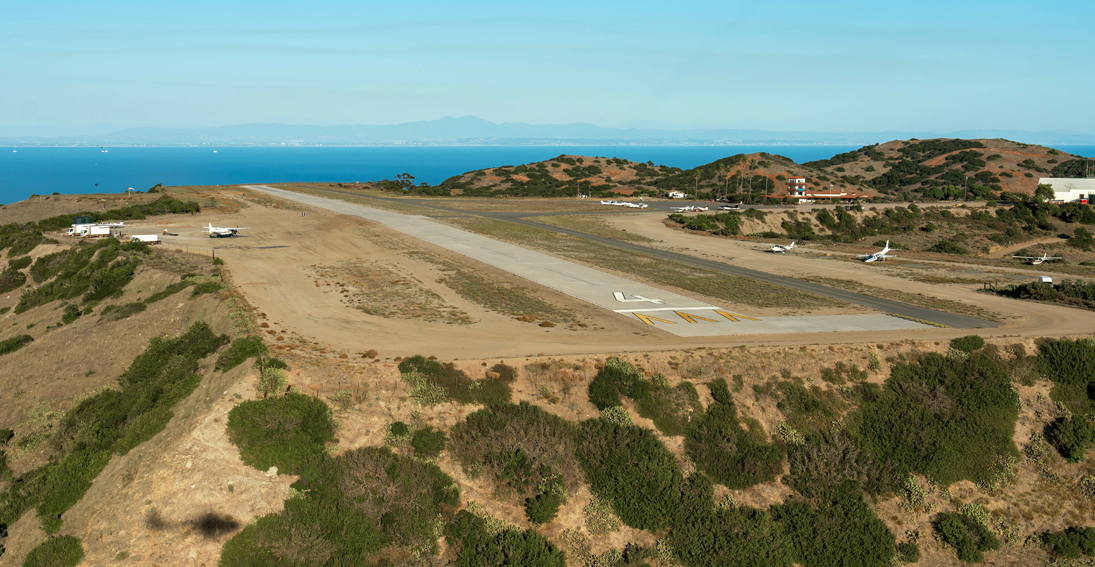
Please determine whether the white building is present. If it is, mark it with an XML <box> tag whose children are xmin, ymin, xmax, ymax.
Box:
<box><xmin>666</xmin><ymin>190</ymin><xmax>686</xmax><ymax>199</ymax></box>
<box><xmin>1039</xmin><ymin>178</ymin><xmax>1095</xmax><ymax>204</ymax></box>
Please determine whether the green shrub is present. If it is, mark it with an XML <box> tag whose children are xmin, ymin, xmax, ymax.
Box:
<box><xmin>1047</xmin><ymin>416</ymin><xmax>1095</xmax><ymax>463</ymax></box>
<box><xmin>1043</xmin><ymin>527</ymin><xmax>1095</xmax><ymax>558</ymax></box>
<box><xmin>1038</xmin><ymin>338</ymin><xmax>1095</xmax><ymax>385</ymax></box>
<box><xmin>22</xmin><ymin>535</ymin><xmax>84</xmax><ymax>567</ymax></box>
<box><xmin>226</xmin><ymin>393</ymin><xmax>335</xmax><ymax>476</ymax></box>
<box><xmin>445</xmin><ymin>510</ymin><xmax>566</xmax><ymax>567</ymax></box>
<box><xmin>411</xmin><ymin>427</ymin><xmax>447</xmax><ymax>458</ymax></box>
<box><xmin>686</xmin><ymin>379</ymin><xmax>783</xmax><ymax>489</ymax></box>
<box><xmin>191</xmin><ymin>280</ymin><xmax>224</xmax><ymax>297</ymax></box>
<box><xmin>785</xmin><ymin>430</ymin><xmax>891</xmax><ymax>497</ymax></box>
<box><xmin>928</xmin><ymin>240</ymin><xmax>968</xmax><ymax>255</ymax></box>
<box><xmin>588</xmin><ymin>359</ymin><xmax>701</xmax><ymax>436</ymax></box>
<box><xmin>255</xmin><ymin>368</ymin><xmax>287</xmax><ymax>398</ymax></box>
<box><xmin>8</xmin><ymin>256</ymin><xmax>32</xmax><ymax>271</ymax></box>
<box><xmin>98</xmin><ymin>302</ymin><xmax>146</xmax><ymax>322</ymax></box>
<box><xmin>61</xmin><ymin>304</ymin><xmax>81</xmax><ymax>325</ymax></box>
<box><xmin>143</xmin><ymin>280</ymin><xmax>192</xmax><ymax>304</ymax></box>
<box><xmin>669</xmin><ymin>475</ymin><xmax>791</xmax><ymax>567</ymax></box>
<box><xmin>525</xmin><ymin>490</ymin><xmax>565</xmax><ymax>525</ymax></box>
<box><xmin>772</xmin><ymin>483</ymin><xmax>896</xmax><ymax>567</ymax></box>
<box><xmin>17</xmin><ymin>240</ymin><xmax>143</xmax><ymax>314</ymax></box>
<box><xmin>390</xmin><ymin>421</ymin><xmax>410</xmax><ymax>437</ymax></box>
<box><xmin>851</xmin><ymin>352</ymin><xmax>1020</xmax><ymax>488</ymax></box>
<box><xmin>450</xmin><ymin>402</ymin><xmax>581</xmax><ymax>500</ymax></box>
<box><xmin>575</xmin><ymin>418</ymin><xmax>683</xmax><ymax>531</ymax></box>
<box><xmin>0</xmin><ymin>269</ymin><xmax>26</xmax><ymax>293</ymax></box>
<box><xmin>950</xmin><ymin>335</ymin><xmax>985</xmax><ymax>353</ymax></box>
<box><xmin>216</xmin><ymin>336</ymin><xmax>268</xmax><ymax>371</ymax></box>
<box><xmin>933</xmin><ymin>511</ymin><xmax>1001</xmax><ymax>563</ymax></box>
<box><xmin>398</xmin><ymin>355</ymin><xmax>511</xmax><ymax>405</ymax></box>
<box><xmin>0</xmin><ymin>334</ymin><xmax>33</xmax><ymax>356</ymax></box>
<box><xmin>896</xmin><ymin>541</ymin><xmax>921</xmax><ymax>562</ymax></box>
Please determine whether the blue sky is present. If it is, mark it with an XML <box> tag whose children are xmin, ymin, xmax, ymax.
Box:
<box><xmin>3</xmin><ymin>0</ymin><xmax>1093</xmax><ymax>135</ymax></box>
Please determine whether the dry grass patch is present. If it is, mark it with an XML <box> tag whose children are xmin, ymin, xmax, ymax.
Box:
<box><xmin>800</xmin><ymin>275</ymin><xmax>1002</xmax><ymax>321</ymax></box>
<box><xmin>309</xmin><ymin>261</ymin><xmax>474</xmax><ymax>325</ymax></box>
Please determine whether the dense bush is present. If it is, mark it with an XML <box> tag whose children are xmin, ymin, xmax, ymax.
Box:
<box><xmin>686</xmin><ymin>379</ymin><xmax>783</xmax><ymax>489</ymax></box>
<box><xmin>896</xmin><ymin>541</ymin><xmax>921</xmax><ymax>563</ymax></box>
<box><xmin>410</xmin><ymin>426</ymin><xmax>447</xmax><ymax>458</ymax></box>
<box><xmin>576</xmin><ymin>418</ymin><xmax>683</xmax><ymax>531</ymax></box>
<box><xmin>449</xmin><ymin>402</ymin><xmax>580</xmax><ymax>500</ymax></box>
<box><xmin>98</xmin><ymin>302</ymin><xmax>147</xmax><ymax>322</ymax></box>
<box><xmin>216</xmin><ymin>336</ymin><xmax>268</xmax><ymax>371</ymax></box>
<box><xmin>851</xmin><ymin>352</ymin><xmax>1020</xmax><ymax>487</ymax></box>
<box><xmin>0</xmin><ymin>322</ymin><xmax>226</xmax><ymax>533</ymax></box>
<box><xmin>0</xmin><ymin>269</ymin><xmax>26</xmax><ymax>293</ymax></box>
<box><xmin>190</xmin><ymin>280</ymin><xmax>224</xmax><ymax>296</ymax></box>
<box><xmin>772</xmin><ymin>483</ymin><xmax>896</xmax><ymax>567</ymax></box>
<box><xmin>7</xmin><ymin>255</ymin><xmax>30</xmax><ymax>270</ymax></box>
<box><xmin>223</xmin><ymin>445</ymin><xmax>460</xmax><ymax>564</ymax></box>
<box><xmin>587</xmin><ymin>359</ymin><xmax>701</xmax><ymax>436</ymax></box>
<box><xmin>669</xmin><ymin>475</ymin><xmax>791</xmax><ymax>567</ymax></box>
<box><xmin>1047</xmin><ymin>416</ymin><xmax>1095</xmax><ymax>463</ymax></box>
<box><xmin>1037</xmin><ymin>338</ymin><xmax>1095</xmax><ymax>385</ymax></box>
<box><xmin>1042</xmin><ymin>527</ymin><xmax>1095</xmax><ymax>558</ymax></box>
<box><xmin>0</xmin><ymin>334</ymin><xmax>33</xmax><ymax>356</ymax></box>
<box><xmin>933</xmin><ymin>511</ymin><xmax>1001</xmax><ymax>563</ymax></box>
<box><xmin>445</xmin><ymin>510</ymin><xmax>566</xmax><ymax>567</ymax></box>
<box><xmin>524</xmin><ymin>489</ymin><xmax>565</xmax><ymax>525</ymax></box>
<box><xmin>950</xmin><ymin>335</ymin><xmax>985</xmax><ymax>353</ymax></box>
<box><xmin>226</xmin><ymin>393</ymin><xmax>335</xmax><ymax>477</ymax></box>
<box><xmin>399</xmin><ymin>354</ymin><xmax>511</xmax><ymax>405</ymax></box>
<box><xmin>34</xmin><ymin>196</ymin><xmax>201</xmax><ymax>231</ymax></box>
<box><xmin>784</xmin><ymin>430</ymin><xmax>891</xmax><ymax>497</ymax></box>
<box><xmin>21</xmin><ymin>535</ymin><xmax>84</xmax><ymax>567</ymax></box>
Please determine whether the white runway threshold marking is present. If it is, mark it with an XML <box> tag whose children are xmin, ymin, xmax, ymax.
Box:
<box><xmin>247</xmin><ymin>186</ymin><xmax>931</xmax><ymax>337</ymax></box>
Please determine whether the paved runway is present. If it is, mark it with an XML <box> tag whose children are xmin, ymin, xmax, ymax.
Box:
<box><xmin>247</xmin><ymin>185</ymin><xmax>939</xmax><ymax>337</ymax></box>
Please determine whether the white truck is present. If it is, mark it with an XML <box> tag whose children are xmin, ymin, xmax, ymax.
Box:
<box><xmin>81</xmin><ymin>225</ymin><xmax>112</xmax><ymax>238</ymax></box>
<box><xmin>130</xmin><ymin>234</ymin><xmax>160</xmax><ymax>245</ymax></box>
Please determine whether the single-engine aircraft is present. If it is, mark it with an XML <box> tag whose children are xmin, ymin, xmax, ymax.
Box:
<box><xmin>719</xmin><ymin>203</ymin><xmax>742</xmax><ymax>210</ymax></box>
<box><xmin>203</xmin><ymin>223</ymin><xmax>250</xmax><ymax>238</ymax></box>
<box><xmin>1012</xmin><ymin>252</ymin><xmax>1062</xmax><ymax>265</ymax></box>
<box><xmin>859</xmin><ymin>241</ymin><xmax>896</xmax><ymax>263</ymax></box>
<box><xmin>768</xmin><ymin>241</ymin><xmax>797</xmax><ymax>254</ymax></box>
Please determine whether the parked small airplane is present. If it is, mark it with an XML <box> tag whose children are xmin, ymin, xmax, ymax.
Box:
<box><xmin>600</xmin><ymin>200</ymin><xmax>618</xmax><ymax>205</ymax></box>
<box><xmin>1013</xmin><ymin>252</ymin><xmax>1062</xmax><ymax>265</ymax></box>
<box><xmin>719</xmin><ymin>203</ymin><xmax>742</xmax><ymax>210</ymax></box>
<box><xmin>671</xmin><ymin>206</ymin><xmax>696</xmax><ymax>212</ymax></box>
<box><xmin>694</xmin><ymin>206</ymin><xmax>709</xmax><ymax>211</ymax></box>
<box><xmin>204</xmin><ymin>223</ymin><xmax>250</xmax><ymax>238</ymax></box>
<box><xmin>621</xmin><ymin>202</ymin><xmax>649</xmax><ymax>209</ymax></box>
<box><xmin>768</xmin><ymin>241</ymin><xmax>797</xmax><ymax>254</ymax></box>
<box><xmin>859</xmin><ymin>241</ymin><xmax>896</xmax><ymax>263</ymax></box>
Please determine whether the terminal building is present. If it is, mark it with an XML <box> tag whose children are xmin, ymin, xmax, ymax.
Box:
<box><xmin>1038</xmin><ymin>178</ymin><xmax>1095</xmax><ymax>204</ymax></box>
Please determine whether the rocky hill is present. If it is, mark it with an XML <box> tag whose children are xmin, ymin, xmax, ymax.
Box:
<box><xmin>418</xmin><ymin>139</ymin><xmax>1093</xmax><ymax>201</ymax></box>
<box><xmin>803</xmin><ymin>138</ymin><xmax>1093</xmax><ymax>199</ymax></box>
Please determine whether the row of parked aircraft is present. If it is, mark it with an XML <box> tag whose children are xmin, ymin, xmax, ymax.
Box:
<box><xmin>671</xmin><ymin>205</ymin><xmax>709</xmax><ymax>212</ymax></box>
<box><xmin>599</xmin><ymin>200</ymin><xmax>649</xmax><ymax>209</ymax></box>
<box><xmin>762</xmin><ymin>240</ymin><xmax>896</xmax><ymax>262</ymax></box>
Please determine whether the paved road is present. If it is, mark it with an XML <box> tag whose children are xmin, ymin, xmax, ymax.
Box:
<box><xmin>263</xmin><ymin>186</ymin><xmax>1000</xmax><ymax>330</ymax></box>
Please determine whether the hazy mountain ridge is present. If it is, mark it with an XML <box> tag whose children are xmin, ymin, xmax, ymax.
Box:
<box><xmin>3</xmin><ymin>116</ymin><xmax>1094</xmax><ymax>147</ymax></box>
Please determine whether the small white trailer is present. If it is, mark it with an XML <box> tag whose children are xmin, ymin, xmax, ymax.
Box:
<box><xmin>130</xmin><ymin>234</ymin><xmax>160</xmax><ymax>245</ymax></box>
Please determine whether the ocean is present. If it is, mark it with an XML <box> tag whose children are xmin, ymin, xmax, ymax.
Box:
<box><xmin>2</xmin><ymin>145</ymin><xmax>1093</xmax><ymax>206</ymax></box>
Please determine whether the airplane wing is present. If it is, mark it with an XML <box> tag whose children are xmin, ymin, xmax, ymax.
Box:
<box><xmin>1011</xmin><ymin>256</ymin><xmax>1036</xmax><ymax>259</ymax></box>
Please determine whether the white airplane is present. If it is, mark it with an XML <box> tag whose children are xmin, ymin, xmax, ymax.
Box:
<box><xmin>600</xmin><ymin>200</ymin><xmax>618</xmax><ymax>205</ymax></box>
<box><xmin>671</xmin><ymin>206</ymin><xmax>695</xmax><ymax>212</ymax></box>
<box><xmin>859</xmin><ymin>241</ymin><xmax>896</xmax><ymax>263</ymax></box>
<box><xmin>621</xmin><ymin>202</ymin><xmax>649</xmax><ymax>209</ymax></box>
<box><xmin>1013</xmin><ymin>252</ymin><xmax>1062</xmax><ymax>265</ymax></box>
<box><xmin>719</xmin><ymin>203</ymin><xmax>742</xmax><ymax>210</ymax></box>
<box><xmin>694</xmin><ymin>206</ymin><xmax>709</xmax><ymax>211</ymax></box>
<box><xmin>203</xmin><ymin>223</ymin><xmax>250</xmax><ymax>238</ymax></box>
<box><xmin>768</xmin><ymin>241</ymin><xmax>797</xmax><ymax>254</ymax></box>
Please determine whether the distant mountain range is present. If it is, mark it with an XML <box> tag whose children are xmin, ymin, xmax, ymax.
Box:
<box><xmin>2</xmin><ymin>116</ymin><xmax>1094</xmax><ymax>147</ymax></box>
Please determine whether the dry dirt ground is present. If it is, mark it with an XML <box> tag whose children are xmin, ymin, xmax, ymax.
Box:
<box><xmin>3</xmin><ymin>187</ymin><xmax>1094</xmax><ymax>566</ymax></box>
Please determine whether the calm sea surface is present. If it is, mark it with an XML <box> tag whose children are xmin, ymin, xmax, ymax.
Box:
<box><xmin>2</xmin><ymin>145</ymin><xmax>1092</xmax><ymax>205</ymax></box>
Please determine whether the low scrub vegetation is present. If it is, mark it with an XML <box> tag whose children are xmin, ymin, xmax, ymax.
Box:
<box><xmin>686</xmin><ymin>379</ymin><xmax>783</xmax><ymax>489</ymax></box>
<box><xmin>587</xmin><ymin>359</ymin><xmax>701</xmax><ymax>436</ymax></box>
<box><xmin>0</xmin><ymin>322</ymin><xmax>227</xmax><ymax>533</ymax></box>
<box><xmin>0</xmin><ymin>334</ymin><xmax>33</xmax><ymax>357</ymax></box>
<box><xmin>226</xmin><ymin>393</ymin><xmax>334</xmax><ymax>477</ymax></box>
<box><xmin>398</xmin><ymin>355</ymin><xmax>512</xmax><ymax>405</ymax></box>
<box><xmin>850</xmin><ymin>352</ymin><xmax>1020</xmax><ymax>488</ymax></box>
<box><xmin>20</xmin><ymin>535</ymin><xmax>84</xmax><ymax>567</ymax></box>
